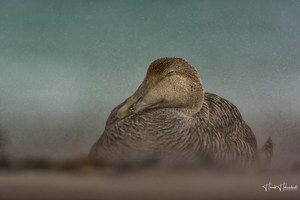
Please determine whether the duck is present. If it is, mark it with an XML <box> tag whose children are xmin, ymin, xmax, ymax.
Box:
<box><xmin>89</xmin><ymin>57</ymin><xmax>272</xmax><ymax>168</ymax></box>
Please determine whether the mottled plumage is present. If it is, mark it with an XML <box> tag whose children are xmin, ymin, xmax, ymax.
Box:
<box><xmin>90</xmin><ymin>57</ymin><xmax>271</xmax><ymax>167</ymax></box>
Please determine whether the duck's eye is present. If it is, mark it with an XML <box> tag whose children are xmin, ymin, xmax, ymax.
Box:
<box><xmin>167</xmin><ymin>70</ymin><xmax>175</xmax><ymax>75</ymax></box>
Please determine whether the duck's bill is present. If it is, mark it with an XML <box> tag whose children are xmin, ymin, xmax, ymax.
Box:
<box><xmin>116</xmin><ymin>93</ymin><xmax>144</xmax><ymax>119</ymax></box>
<box><xmin>116</xmin><ymin>81</ymin><xmax>164</xmax><ymax>119</ymax></box>
<box><xmin>116</xmin><ymin>92</ymin><xmax>160</xmax><ymax>119</ymax></box>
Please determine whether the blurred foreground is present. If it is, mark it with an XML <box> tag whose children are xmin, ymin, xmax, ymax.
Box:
<box><xmin>0</xmin><ymin>157</ymin><xmax>299</xmax><ymax>200</ymax></box>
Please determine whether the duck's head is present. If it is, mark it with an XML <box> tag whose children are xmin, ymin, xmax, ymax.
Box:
<box><xmin>117</xmin><ymin>57</ymin><xmax>205</xmax><ymax>119</ymax></box>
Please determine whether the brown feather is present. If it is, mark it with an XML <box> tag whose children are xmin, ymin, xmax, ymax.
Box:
<box><xmin>90</xmin><ymin>57</ymin><xmax>270</xmax><ymax>168</ymax></box>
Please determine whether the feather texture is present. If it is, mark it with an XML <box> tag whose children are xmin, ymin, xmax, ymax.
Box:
<box><xmin>89</xmin><ymin>58</ymin><xmax>269</xmax><ymax>168</ymax></box>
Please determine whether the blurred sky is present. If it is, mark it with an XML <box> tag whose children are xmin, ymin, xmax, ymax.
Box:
<box><xmin>0</xmin><ymin>0</ymin><xmax>299</xmax><ymax>167</ymax></box>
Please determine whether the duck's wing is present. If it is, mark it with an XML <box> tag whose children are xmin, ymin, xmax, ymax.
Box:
<box><xmin>203</xmin><ymin>93</ymin><xmax>258</xmax><ymax>164</ymax></box>
<box><xmin>204</xmin><ymin>93</ymin><xmax>254</xmax><ymax>140</ymax></box>
<box><xmin>204</xmin><ymin>93</ymin><xmax>244</xmax><ymax>130</ymax></box>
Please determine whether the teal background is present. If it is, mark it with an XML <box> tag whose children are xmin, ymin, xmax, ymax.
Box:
<box><xmin>0</xmin><ymin>0</ymin><xmax>299</xmax><ymax>167</ymax></box>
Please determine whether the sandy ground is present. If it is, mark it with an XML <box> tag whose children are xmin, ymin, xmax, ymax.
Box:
<box><xmin>0</xmin><ymin>168</ymin><xmax>299</xmax><ymax>200</ymax></box>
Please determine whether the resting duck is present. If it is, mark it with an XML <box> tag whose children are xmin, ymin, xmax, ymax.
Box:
<box><xmin>89</xmin><ymin>57</ymin><xmax>272</xmax><ymax>167</ymax></box>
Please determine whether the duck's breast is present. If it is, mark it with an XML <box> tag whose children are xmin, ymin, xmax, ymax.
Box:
<box><xmin>91</xmin><ymin>105</ymin><xmax>202</xmax><ymax>165</ymax></box>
